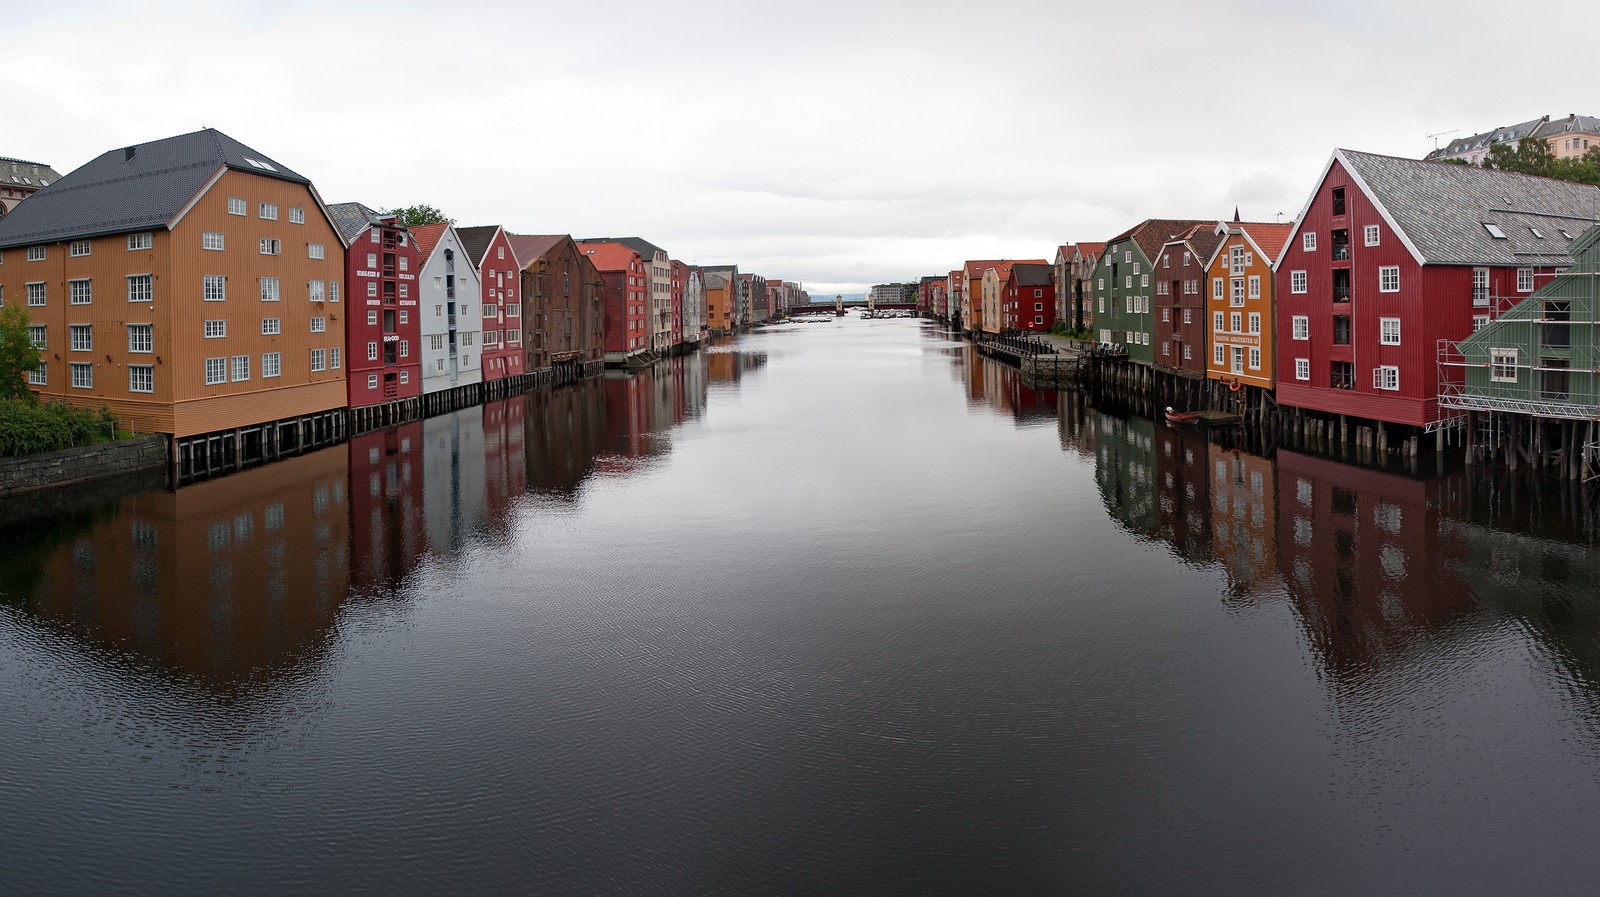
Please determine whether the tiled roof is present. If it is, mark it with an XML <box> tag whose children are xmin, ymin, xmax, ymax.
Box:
<box><xmin>1337</xmin><ymin>148</ymin><xmax>1600</xmax><ymax>266</ymax></box>
<box><xmin>578</xmin><ymin>236</ymin><xmax>666</xmax><ymax>260</ymax></box>
<box><xmin>1011</xmin><ymin>263</ymin><xmax>1053</xmax><ymax>286</ymax></box>
<box><xmin>0</xmin><ymin>157</ymin><xmax>62</xmax><ymax>188</ymax></box>
<box><xmin>409</xmin><ymin>222</ymin><xmax>449</xmax><ymax>264</ymax></box>
<box><xmin>327</xmin><ymin>201</ymin><xmax>383</xmax><ymax>244</ymax></box>
<box><xmin>1074</xmin><ymin>242</ymin><xmax>1105</xmax><ymax>262</ymax></box>
<box><xmin>1234</xmin><ymin>222</ymin><xmax>1295</xmax><ymax>262</ymax></box>
<box><xmin>0</xmin><ymin>128</ymin><xmax>311</xmax><ymax>248</ymax></box>
<box><xmin>1426</xmin><ymin>116</ymin><xmax>1550</xmax><ymax>160</ymax></box>
<box><xmin>578</xmin><ymin>240</ymin><xmax>642</xmax><ymax>272</ymax></box>
<box><xmin>1107</xmin><ymin>219</ymin><xmax>1216</xmax><ymax>265</ymax></box>
<box><xmin>963</xmin><ymin>259</ymin><xmax>1008</xmax><ymax>277</ymax></box>
<box><xmin>506</xmin><ymin>233</ymin><xmax>566</xmax><ymax>267</ymax></box>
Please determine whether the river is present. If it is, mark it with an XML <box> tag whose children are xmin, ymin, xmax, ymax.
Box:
<box><xmin>4</xmin><ymin>318</ymin><xmax>1600</xmax><ymax>895</ymax></box>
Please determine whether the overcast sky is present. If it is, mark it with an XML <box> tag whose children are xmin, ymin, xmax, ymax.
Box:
<box><xmin>9</xmin><ymin>0</ymin><xmax>1600</xmax><ymax>294</ymax></box>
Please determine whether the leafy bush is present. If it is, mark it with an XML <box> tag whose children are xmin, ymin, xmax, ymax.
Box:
<box><xmin>0</xmin><ymin>399</ymin><xmax>120</xmax><ymax>457</ymax></box>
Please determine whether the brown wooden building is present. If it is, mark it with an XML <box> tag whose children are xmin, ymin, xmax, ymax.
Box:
<box><xmin>506</xmin><ymin>234</ymin><xmax>606</xmax><ymax>384</ymax></box>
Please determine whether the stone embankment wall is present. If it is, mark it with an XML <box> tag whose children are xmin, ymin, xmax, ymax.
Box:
<box><xmin>0</xmin><ymin>435</ymin><xmax>168</xmax><ymax>498</ymax></box>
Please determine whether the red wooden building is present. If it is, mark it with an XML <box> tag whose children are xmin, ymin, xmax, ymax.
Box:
<box><xmin>329</xmin><ymin>203</ymin><xmax>423</xmax><ymax>409</ymax></box>
<box><xmin>580</xmin><ymin>242</ymin><xmax>649</xmax><ymax>365</ymax></box>
<box><xmin>1002</xmin><ymin>262</ymin><xmax>1056</xmax><ymax>331</ymax></box>
<box><xmin>1151</xmin><ymin>224</ymin><xmax>1224</xmax><ymax>379</ymax></box>
<box><xmin>1273</xmin><ymin>149</ymin><xmax>1600</xmax><ymax>431</ymax></box>
<box><xmin>669</xmin><ymin>259</ymin><xmax>686</xmax><ymax>349</ymax></box>
<box><xmin>457</xmin><ymin>225</ymin><xmax>525</xmax><ymax>382</ymax></box>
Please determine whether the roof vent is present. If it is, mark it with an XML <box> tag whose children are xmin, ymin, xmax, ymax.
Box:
<box><xmin>124</xmin><ymin>146</ymin><xmax>136</xmax><ymax>162</ymax></box>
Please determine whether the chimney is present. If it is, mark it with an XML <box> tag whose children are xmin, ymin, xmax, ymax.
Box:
<box><xmin>124</xmin><ymin>146</ymin><xmax>137</xmax><ymax>162</ymax></box>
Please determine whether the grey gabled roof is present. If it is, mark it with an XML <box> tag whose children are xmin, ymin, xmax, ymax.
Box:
<box><xmin>0</xmin><ymin>128</ymin><xmax>311</xmax><ymax>249</ymax></box>
<box><xmin>455</xmin><ymin>225</ymin><xmax>502</xmax><ymax>267</ymax></box>
<box><xmin>1339</xmin><ymin>148</ymin><xmax>1600</xmax><ymax>266</ymax></box>
<box><xmin>326</xmin><ymin>201</ymin><xmax>383</xmax><ymax>243</ymax></box>
<box><xmin>1012</xmin><ymin>263</ymin><xmax>1054</xmax><ymax>286</ymax></box>
<box><xmin>0</xmin><ymin>157</ymin><xmax>62</xmax><ymax>188</ymax></box>
<box><xmin>1425</xmin><ymin>116</ymin><xmax>1549</xmax><ymax>160</ymax></box>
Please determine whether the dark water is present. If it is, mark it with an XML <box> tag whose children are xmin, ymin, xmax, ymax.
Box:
<box><xmin>6</xmin><ymin>319</ymin><xmax>1600</xmax><ymax>895</ymax></box>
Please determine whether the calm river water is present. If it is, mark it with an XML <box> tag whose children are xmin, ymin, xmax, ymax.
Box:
<box><xmin>6</xmin><ymin>318</ymin><xmax>1600</xmax><ymax>895</ymax></box>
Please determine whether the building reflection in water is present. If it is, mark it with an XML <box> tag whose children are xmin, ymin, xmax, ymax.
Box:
<box><xmin>960</xmin><ymin>346</ymin><xmax>1060</xmax><ymax>426</ymax></box>
<box><xmin>524</xmin><ymin>377</ymin><xmax>607</xmax><ymax>500</ymax></box>
<box><xmin>600</xmin><ymin>355</ymin><xmax>710</xmax><ymax>476</ymax></box>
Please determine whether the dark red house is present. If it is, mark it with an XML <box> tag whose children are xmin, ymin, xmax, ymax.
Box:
<box><xmin>1002</xmin><ymin>262</ymin><xmax>1056</xmax><ymax>331</ymax></box>
<box><xmin>457</xmin><ymin>225</ymin><xmax>525</xmax><ymax>382</ymax></box>
<box><xmin>1273</xmin><ymin>149</ymin><xmax>1600</xmax><ymax>430</ymax></box>
<box><xmin>329</xmin><ymin>203</ymin><xmax>423</xmax><ymax>409</ymax></box>
<box><xmin>1152</xmin><ymin>224</ymin><xmax>1224</xmax><ymax>379</ymax></box>
<box><xmin>580</xmin><ymin>242</ymin><xmax>648</xmax><ymax>365</ymax></box>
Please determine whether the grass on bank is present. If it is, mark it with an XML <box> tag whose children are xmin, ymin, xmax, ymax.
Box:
<box><xmin>0</xmin><ymin>398</ymin><xmax>125</xmax><ymax>458</ymax></box>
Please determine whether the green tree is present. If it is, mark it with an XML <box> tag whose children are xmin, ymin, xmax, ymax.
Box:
<box><xmin>1482</xmin><ymin>136</ymin><xmax>1556</xmax><ymax>178</ymax></box>
<box><xmin>0</xmin><ymin>304</ymin><xmax>41</xmax><ymax>404</ymax></box>
<box><xmin>389</xmin><ymin>204</ymin><xmax>451</xmax><ymax>228</ymax></box>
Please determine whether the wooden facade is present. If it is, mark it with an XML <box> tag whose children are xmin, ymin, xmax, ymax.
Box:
<box><xmin>514</xmin><ymin>234</ymin><xmax>606</xmax><ymax>379</ymax></box>
<box><xmin>1151</xmin><ymin>227</ymin><xmax>1222</xmax><ymax>379</ymax></box>
<box><xmin>1204</xmin><ymin>221</ymin><xmax>1293</xmax><ymax>391</ymax></box>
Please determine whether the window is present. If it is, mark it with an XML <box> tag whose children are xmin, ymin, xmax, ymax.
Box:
<box><xmin>70</xmin><ymin>240</ymin><xmax>91</xmax><ymax>257</ymax></box>
<box><xmin>1248</xmin><ymin>313</ymin><xmax>1261</xmax><ymax>334</ymax></box>
<box><xmin>27</xmin><ymin>363</ymin><xmax>45</xmax><ymax>386</ymax></box>
<box><xmin>260</xmin><ymin>277</ymin><xmax>280</xmax><ymax>302</ymax></box>
<box><xmin>128</xmin><ymin>365</ymin><xmax>153</xmax><ymax>393</ymax></box>
<box><xmin>1483</xmin><ymin>222</ymin><xmax>1507</xmax><ymax>239</ymax></box>
<box><xmin>330</xmin><ymin>347</ymin><xmax>340</xmax><ymax>369</ymax></box>
<box><xmin>1182</xmin><ymin>309</ymin><xmax>1192</xmax><ymax>325</ymax></box>
<box><xmin>127</xmin><ymin>275</ymin><xmax>152</xmax><ymax>303</ymax></box>
<box><xmin>370</xmin><ymin>230</ymin><xmax>380</xmax><ymax>244</ymax></box>
<box><xmin>310</xmin><ymin>348</ymin><xmax>326</xmax><ymax>371</ymax></box>
<box><xmin>398</xmin><ymin>310</ymin><xmax>408</xmax><ymax>324</ymax></box>
<box><xmin>259</xmin><ymin>202</ymin><xmax>278</xmax><ymax>220</ymax></box>
<box><xmin>1213</xmin><ymin>311</ymin><xmax>1224</xmax><ymax>332</ymax></box>
<box><xmin>1183</xmin><ymin>344</ymin><xmax>1192</xmax><ymax>360</ymax></box>
<box><xmin>367</xmin><ymin>341</ymin><xmax>378</xmax><ymax>361</ymax></box>
<box><xmin>1379</xmin><ymin>266</ymin><xmax>1400</xmax><ymax>292</ymax></box>
<box><xmin>1469</xmin><ymin>267</ymin><xmax>1490</xmax><ymax>306</ymax></box>
<box><xmin>1292</xmin><ymin>315</ymin><xmax>1309</xmax><ymax>340</ymax></box>
<box><xmin>1379</xmin><ymin>317</ymin><xmax>1401</xmax><ymax>345</ymax></box>
<box><xmin>204</xmin><ymin>274</ymin><xmax>226</xmax><ymax>301</ymax></box>
<box><xmin>483</xmin><ymin>304</ymin><xmax>496</xmax><ymax>318</ymax></box>
<box><xmin>260</xmin><ymin>238</ymin><xmax>280</xmax><ymax>255</ymax></box>
<box><xmin>399</xmin><ymin>256</ymin><xmax>409</xmax><ymax>272</ymax></box>
<box><xmin>228</xmin><ymin>197</ymin><xmax>246</xmax><ymax>215</ymax></box>
<box><xmin>1230</xmin><ymin>312</ymin><xmax>1242</xmax><ymax>332</ymax></box>
<box><xmin>1123</xmin><ymin>250</ymin><xmax>1131</xmax><ymax>263</ymax></box>
<box><xmin>263</xmin><ymin>352</ymin><xmax>281</xmax><ymax>378</ymax></box>
<box><xmin>367</xmin><ymin>281</ymin><xmax>378</xmax><ymax>298</ymax></box>
<box><xmin>69</xmin><ymin>279</ymin><xmax>92</xmax><ymax>305</ymax></box>
<box><xmin>1214</xmin><ymin>344</ymin><xmax>1225</xmax><ymax>365</ymax></box>
<box><xmin>367</xmin><ymin>374</ymin><xmax>379</xmax><ymax>390</ymax></box>
<box><xmin>127</xmin><ymin>232</ymin><xmax>152</xmax><ymax>250</ymax></box>
<box><xmin>399</xmin><ymin>340</ymin><xmax>408</xmax><ymax>358</ymax></box>
<box><xmin>262</xmin><ymin>317</ymin><xmax>280</xmax><ymax>335</ymax></box>
<box><xmin>431</xmin><ymin>334</ymin><xmax>444</xmax><ymax>351</ymax></box>
<box><xmin>1364</xmin><ymin>225</ymin><xmax>1380</xmax><ymax>246</ymax></box>
<box><xmin>329</xmin><ymin>281</ymin><xmax>340</xmax><ymax>303</ymax></box>
<box><xmin>1230</xmin><ymin>278</ymin><xmax>1245</xmax><ymax>306</ymax></box>
<box><xmin>1490</xmin><ymin>348</ymin><xmax>1518</xmax><ymax>382</ymax></box>
<box><xmin>367</xmin><ymin>310</ymin><xmax>378</xmax><ymax>326</ymax></box>
<box><xmin>26</xmin><ymin>246</ymin><xmax>45</xmax><ymax>262</ymax></box>
<box><xmin>366</xmin><ymin>252</ymin><xmax>378</xmax><ymax>268</ymax></box>
<box><xmin>398</xmin><ymin>284</ymin><xmax>408</xmax><ymax>299</ymax></box>
<box><xmin>462</xmin><ymin>333</ymin><xmax>473</xmax><ymax>346</ymax></box>
<box><xmin>26</xmin><ymin>282</ymin><xmax>45</xmax><ymax>306</ymax></box>
<box><xmin>1295</xmin><ymin>358</ymin><xmax>1310</xmax><ymax>380</ymax></box>
<box><xmin>127</xmin><ymin>323</ymin><xmax>152</xmax><ymax>353</ymax></box>
<box><xmin>1161</xmin><ymin>308</ymin><xmax>1170</xmax><ymax>322</ymax></box>
<box><xmin>1163</xmin><ymin>254</ymin><xmax>1170</xmax><ymax>268</ymax></box>
<box><xmin>308</xmin><ymin>243</ymin><xmax>325</xmax><ymax>260</ymax></box>
<box><xmin>1230</xmin><ymin>246</ymin><xmax>1245</xmax><ymax>275</ymax></box>
<box><xmin>1517</xmin><ymin>268</ymin><xmax>1534</xmax><ymax>292</ymax></box>
<box><xmin>400</xmin><ymin>370</ymin><xmax>409</xmax><ymax>384</ymax></box>
<box><xmin>288</xmin><ymin>207</ymin><xmax>305</xmax><ymax>224</ymax></box>
<box><xmin>1473</xmin><ymin>314</ymin><xmax>1490</xmax><ymax>332</ymax></box>
<box><xmin>231</xmin><ymin>355</ymin><xmax>249</xmax><ymax>382</ymax></box>
<box><xmin>28</xmin><ymin>325</ymin><xmax>45</xmax><ymax>349</ymax></box>
<box><xmin>1249</xmin><ymin>347</ymin><xmax>1261</xmax><ymax>369</ymax></box>
<box><xmin>308</xmin><ymin>280</ymin><xmax>325</xmax><ymax>302</ymax></box>
<box><xmin>1140</xmin><ymin>274</ymin><xmax>1149</xmax><ymax>288</ymax></box>
<box><xmin>1303</xmin><ymin>232</ymin><xmax>1317</xmax><ymax>251</ymax></box>
<box><xmin>70</xmin><ymin>362</ymin><xmax>92</xmax><ymax>389</ymax></box>
<box><xmin>1291</xmin><ymin>270</ymin><xmax>1307</xmax><ymax>293</ymax></box>
<box><xmin>70</xmin><ymin>324</ymin><xmax>92</xmax><ymax>351</ymax></box>
<box><xmin>1125</xmin><ymin>275</ymin><xmax>1132</xmax><ymax>289</ymax></box>
<box><xmin>310</xmin><ymin>316</ymin><xmax>326</xmax><ymax>333</ymax></box>
<box><xmin>1248</xmin><ymin>276</ymin><xmax>1260</xmax><ymax>298</ymax></box>
<box><xmin>1212</xmin><ymin>278</ymin><xmax>1223</xmax><ymax>299</ymax></box>
<box><xmin>203</xmin><ymin>231</ymin><xmax>225</xmax><ymax>251</ymax></box>
<box><xmin>205</xmin><ymin>357</ymin><xmax>227</xmax><ymax>384</ymax></box>
<box><xmin>204</xmin><ymin>320</ymin><xmax>227</xmax><ymax>338</ymax></box>
<box><xmin>1374</xmin><ymin>365</ymin><xmax>1399</xmax><ymax>391</ymax></box>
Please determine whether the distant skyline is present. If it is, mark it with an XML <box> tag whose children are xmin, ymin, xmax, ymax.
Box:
<box><xmin>9</xmin><ymin>0</ymin><xmax>1600</xmax><ymax>292</ymax></box>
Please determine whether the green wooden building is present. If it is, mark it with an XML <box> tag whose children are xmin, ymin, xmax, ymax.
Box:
<box><xmin>1091</xmin><ymin>219</ymin><xmax>1213</xmax><ymax>366</ymax></box>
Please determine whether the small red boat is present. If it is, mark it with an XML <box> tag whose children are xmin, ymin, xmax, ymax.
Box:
<box><xmin>1164</xmin><ymin>406</ymin><xmax>1200</xmax><ymax>426</ymax></box>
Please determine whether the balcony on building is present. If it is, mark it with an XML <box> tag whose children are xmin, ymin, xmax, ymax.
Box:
<box><xmin>1333</xmin><ymin>315</ymin><xmax>1351</xmax><ymax>345</ymax></box>
<box><xmin>1333</xmin><ymin>269</ymin><xmax>1352</xmax><ymax>303</ymax></box>
<box><xmin>1331</xmin><ymin>361</ymin><xmax>1355</xmax><ymax>390</ymax></box>
<box><xmin>1332</xmin><ymin>229</ymin><xmax>1350</xmax><ymax>261</ymax></box>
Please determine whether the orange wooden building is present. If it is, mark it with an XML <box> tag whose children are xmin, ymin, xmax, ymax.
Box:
<box><xmin>0</xmin><ymin>129</ymin><xmax>348</xmax><ymax>450</ymax></box>
<box><xmin>1203</xmin><ymin>218</ymin><xmax>1294</xmax><ymax>393</ymax></box>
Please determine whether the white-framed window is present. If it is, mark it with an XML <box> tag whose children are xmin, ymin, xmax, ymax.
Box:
<box><xmin>1248</xmin><ymin>276</ymin><xmax>1261</xmax><ymax>298</ymax></box>
<box><xmin>28</xmin><ymin>325</ymin><xmax>46</xmax><ymax>349</ymax></box>
<box><xmin>1248</xmin><ymin>313</ymin><xmax>1261</xmax><ymax>334</ymax></box>
<box><xmin>431</xmin><ymin>334</ymin><xmax>444</xmax><ymax>351</ymax></box>
<box><xmin>399</xmin><ymin>340</ymin><xmax>409</xmax><ymax>358</ymax></box>
<box><xmin>231</xmin><ymin>354</ymin><xmax>250</xmax><ymax>382</ymax></box>
<box><xmin>1125</xmin><ymin>330</ymin><xmax>1133</xmax><ymax>344</ymax></box>
<box><xmin>1123</xmin><ymin>250</ymin><xmax>1132</xmax><ymax>263</ymax></box>
<box><xmin>1125</xmin><ymin>275</ymin><xmax>1132</xmax><ymax>289</ymax></box>
<box><xmin>308</xmin><ymin>243</ymin><xmax>325</xmax><ymax>260</ymax></box>
<box><xmin>1517</xmin><ymin>268</ymin><xmax>1534</xmax><ymax>292</ymax></box>
<box><xmin>1214</xmin><ymin>344</ymin><xmax>1225</xmax><ymax>365</ymax></box>
<box><xmin>127</xmin><ymin>232</ymin><xmax>153</xmax><ymax>250</ymax></box>
<box><xmin>1292</xmin><ymin>315</ymin><xmax>1309</xmax><ymax>340</ymax></box>
<box><xmin>1213</xmin><ymin>311</ymin><xmax>1224</xmax><ymax>332</ymax></box>
<box><xmin>203</xmin><ymin>231</ymin><xmax>225</xmax><ymax>251</ymax></box>
<box><xmin>127</xmin><ymin>274</ymin><xmax>152</xmax><ymax>303</ymax></box>
<box><xmin>398</xmin><ymin>310</ymin><xmax>408</xmax><ymax>324</ymax></box>
<box><xmin>258</xmin><ymin>202</ymin><xmax>278</xmax><ymax>220</ymax></box>
<box><xmin>1212</xmin><ymin>278</ymin><xmax>1223</xmax><ymax>299</ymax></box>
<box><xmin>70</xmin><ymin>362</ymin><xmax>93</xmax><ymax>389</ymax></box>
<box><xmin>27</xmin><ymin>362</ymin><xmax>46</xmax><ymax>385</ymax></box>
<box><xmin>308</xmin><ymin>279</ymin><xmax>325</xmax><ymax>302</ymax></box>
<box><xmin>1473</xmin><ymin>314</ymin><xmax>1490</xmax><ymax>332</ymax></box>
<box><xmin>69</xmin><ymin>278</ymin><xmax>92</xmax><ymax>305</ymax></box>
<box><xmin>1490</xmin><ymin>348</ymin><xmax>1518</xmax><ymax>382</ymax></box>
<box><xmin>309</xmin><ymin>316</ymin><xmax>326</xmax><ymax>333</ymax></box>
<box><xmin>26</xmin><ymin>246</ymin><xmax>45</xmax><ymax>262</ymax></box>
<box><xmin>204</xmin><ymin>319</ymin><xmax>227</xmax><ymax>338</ymax></box>
<box><xmin>462</xmin><ymin>332</ymin><xmax>473</xmax><ymax>346</ymax></box>
<box><xmin>310</xmin><ymin>348</ymin><xmax>326</xmax><ymax>371</ymax></box>
<box><xmin>261</xmin><ymin>317</ymin><xmax>280</xmax><ymax>335</ymax></box>
<box><xmin>1097</xmin><ymin>278</ymin><xmax>1104</xmax><ymax>291</ymax></box>
<box><xmin>1291</xmin><ymin>270</ymin><xmax>1307</xmax><ymax>293</ymax></box>
<box><xmin>1295</xmin><ymin>358</ymin><xmax>1310</xmax><ymax>380</ymax></box>
<box><xmin>330</xmin><ymin>347</ymin><xmax>340</xmax><ymax>369</ymax></box>
<box><xmin>483</xmin><ymin>303</ymin><xmax>496</xmax><ymax>318</ymax></box>
<box><xmin>1161</xmin><ymin>308</ymin><xmax>1171</xmax><ymax>322</ymax></box>
<box><xmin>227</xmin><ymin>197</ymin><xmax>246</xmax><ymax>216</ymax></box>
<box><xmin>1140</xmin><ymin>274</ymin><xmax>1149</xmax><ymax>288</ymax></box>
<box><xmin>367</xmin><ymin>281</ymin><xmax>378</xmax><ymax>298</ymax></box>
<box><xmin>329</xmin><ymin>281</ymin><xmax>340</xmax><ymax>303</ymax></box>
<box><xmin>262</xmin><ymin>352</ymin><xmax>281</xmax><ymax>378</ymax></box>
<box><xmin>127</xmin><ymin>323</ymin><xmax>152</xmax><ymax>353</ymax></box>
<box><xmin>1230</xmin><ymin>278</ymin><xmax>1245</xmax><ymax>307</ymax></box>
<box><xmin>1364</xmin><ymin>225</ymin><xmax>1380</xmax><ymax>246</ymax></box>
<box><xmin>1230</xmin><ymin>312</ymin><xmax>1242</xmax><ymax>332</ymax></box>
<box><xmin>367</xmin><ymin>310</ymin><xmax>378</xmax><ymax>326</ymax></box>
<box><xmin>1249</xmin><ymin>347</ymin><xmax>1261</xmax><ymax>369</ymax></box>
<box><xmin>260</xmin><ymin>277</ymin><xmax>280</xmax><ymax>302</ymax></box>
<box><xmin>70</xmin><ymin>240</ymin><xmax>91</xmax><ymax>257</ymax></box>
<box><xmin>1379</xmin><ymin>317</ymin><xmax>1401</xmax><ymax>345</ymax></box>
<box><xmin>69</xmin><ymin>324</ymin><xmax>92</xmax><ymax>351</ymax></box>
<box><xmin>400</xmin><ymin>370</ymin><xmax>409</xmax><ymax>384</ymax></box>
<box><xmin>260</xmin><ymin>238</ymin><xmax>280</xmax><ymax>255</ymax></box>
<box><xmin>367</xmin><ymin>341</ymin><xmax>378</xmax><ymax>361</ymax></box>
<box><xmin>1472</xmin><ymin>267</ymin><xmax>1490</xmax><ymax>306</ymax></box>
<box><xmin>399</xmin><ymin>256</ymin><xmax>409</xmax><ymax>272</ymax></box>
<box><xmin>1182</xmin><ymin>309</ymin><xmax>1192</xmax><ymax>325</ymax></box>
<box><xmin>203</xmin><ymin>274</ymin><xmax>226</xmax><ymax>301</ymax></box>
<box><xmin>1162</xmin><ymin>342</ymin><xmax>1170</xmax><ymax>356</ymax></box>
<box><xmin>128</xmin><ymin>364</ymin><xmax>153</xmax><ymax>393</ymax></box>
<box><xmin>288</xmin><ymin>207</ymin><xmax>305</xmax><ymax>224</ymax></box>
<box><xmin>1374</xmin><ymin>364</ymin><xmax>1399</xmax><ymax>391</ymax></box>
<box><xmin>365</xmin><ymin>251</ymin><xmax>378</xmax><ymax>269</ymax></box>
<box><xmin>370</xmin><ymin>230</ymin><xmax>380</xmax><ymax>244</ymax></box>
<box><xmin>1230</xmin><ymin>246</ymin><xmax>1245</xmax><ymax>275</ymax></box>
<box><xmin>1379</xmin><ymin>266</ymin><xmax>1400</xmax><ymax>292</ymax></box>
<box><xmin>1303</xmin><ymin>231</ymin><xmax>1317</xmax><ymax>251</ymax></box>
<box><xmin>204</xmin><ymin>357</ymin><xmax>227</xmax><ymax>384</ymax></box>
<box><xmin>1183</xmin><ymin>344</ymin><xmax>1192</xmax><ymax>360</ymax></box>
<box><xmin>398</xmin><ymin>284</ymin><xmax>408</xmax><ymax>299</ymax></box>
<box><xmin>367</xmin><ymin>374</ymin><xmax>379</xmax><ymax>390</ymax></box>
<box><xmin>1125</xmin><ymin>297</ymin><xmax>1132</xmax><ymax>313</ymax></box>
<box><xmin>25</xmin><ymin>282</ymin><xmax>45</xmax><ymax>306</ymax></box>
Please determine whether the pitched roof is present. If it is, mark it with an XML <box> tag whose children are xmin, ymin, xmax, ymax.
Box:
<box><xmin>505</xmin><ymin>233</ymin><xmax>566</xmax><ymax>267</ymax></box>
<box><xmin>578</xmin><ymin>240</ymin><xmax>642</xmax><ymax>272</ymax></box>
<box><xmin>327</xmin><ymin>201</ymin><xmax>385</xmax><ymax>243</ymax></box>
<box><xmin>1287</xmin><ymin>149</ymin><xmax>1600</xmax><ymax>268</ymax></box>
<box><xmin>0</xmin><ymin>128</ymin><xmax>312</xmax><ymax>248</ymax></box>
<box><xmin>577</xmin><ymin>236</ymin><xmax>665</xmax><ymax>260</ymax></box>
<box><xmin>1426</xmin><ymin>116</ymin><xmax>1550</xmax><ymax>160</ymax></box>
<box><xmin>1011</xmin><ymin>263</ymin><xmax>1053</xmax><ymax>286</ymax></box>
<box><xmin>1107</xmin><ymin>219</ymin><xmax>1217</xmax><ymax>264</ymax></box>
<box><xmin>1074</xmin><ymin>242</ymin><xmax>1105</xmax><ymax>262</ymax></box>
<box><xmin>0</xmin><ymin>157</ymin><xmax>62</xmax><ymax>188</ymax></box>
<box><xmin>1233</xmin><ymin>222</ymin><xmax>1295</xmax><ymax>263</ymax></box>
<box><xmin>455</xmin><ymin>225</ymin><xmax>507</xmax><ymax>267</ymax></box>
<box><xmin>409</xmin><ymin>222</ymin><xmax>449</xmax><ymax>264</ymax></box>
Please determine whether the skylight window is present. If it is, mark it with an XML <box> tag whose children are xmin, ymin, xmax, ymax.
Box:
<box><xmin>1530</xmin><ymin>227</ymin><xmax>1544</xmax><ymax>238</ymax></box>
<box><xmin>1560</xmin><ymin>229</ymin><xmax>1575</xmax><ymax>240</ymax></box>
<box><xmin>243</xmin><ymin>157</ymin><xmax>278</xmax><ymax>172</ymax></box>
<box><xmin>1483</xmin><ymin>223</ymin><xmax>1508</xmax><ymax>239</ymax></box>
